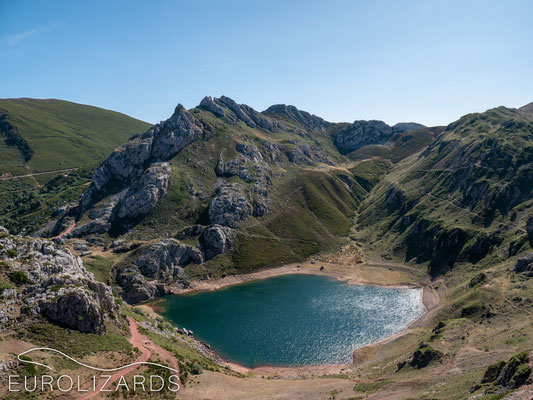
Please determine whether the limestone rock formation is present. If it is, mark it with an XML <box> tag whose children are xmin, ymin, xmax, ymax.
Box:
<box><xmin>208</xmin><ymin>184</ymin><xmax>253</xmax><ymax>228</ymax></box>
<box><xmin>0</xmin><ymin>229</ymin><xmax>117</xmax><ymax>334</ymax></box>
<box><xmin>57</xmin><ymin>104</ymin><xmax>203</xmax><ymax>236</ymax></box>
<box><xmin>135</xmin><ymin>238</ymin><xmax>203</xmax><ymax>279</ymax></box>
<box><xmin>38</xmin><ymin>288</ymin><xmax>107</xmax><ymax>334</ymax></box>
<box><xmin>116</xmin><ymin>162</ymin><xmax>171</xmax><ymax>219</ymax></box>
<box><xmin>198</xmin><ymin>96</ymin><xmax>284</xmax><ymax>133</ymax></box>
<box><xmin>263</xmin><ymin>104</ymin><xmax>331</xmax><ymax>131</ymax></box>
<box><xmin>199</xmin><ymin>225</ymin><xmax>235</xmax><ymax>260</ymax></box>
<box><xmin>116</xmin><ymin>238</ymin><xmax>203</xmax><ymax>303</ymax></box>
<box><xmin>334</xmin><ymin>120</ymin><xmax>393</xmax><ymax>154</ymax></box>
<box><xmin>515</xmin><ymin>252</ymin><xmax>533</xmax><ymax>277</ymax></box>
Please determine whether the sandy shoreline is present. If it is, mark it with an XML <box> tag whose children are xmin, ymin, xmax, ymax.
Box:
<box><xmin>170</xmin><ymin>260</ymin><xmax>429</xmax><ymax>295</ymax></box>
<box><xmin>146</xmin><ymin>260</ymin><xmax>441</xmax><ymax>377</ymax></box>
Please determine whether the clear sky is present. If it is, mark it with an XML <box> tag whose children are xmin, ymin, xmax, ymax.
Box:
<box><xmin>1</xmin><ymin>0</ymin><xmax>532</xmax><ymax>126</ymax></box>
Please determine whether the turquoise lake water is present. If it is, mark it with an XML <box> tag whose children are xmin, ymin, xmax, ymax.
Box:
<box><xmin>161</xmin><ymin>274</ymin><xmax>425</xmax><ymax>368</ymax></box>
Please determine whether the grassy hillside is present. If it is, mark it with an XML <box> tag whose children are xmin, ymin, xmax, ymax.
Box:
<box><xmin>0</xmin><ymin>98</ymin><xmax>150</xmax><ymax>174</ymax></box>
<box><xmin>0</xmin><ymin>98</ymin><xmax>150</xmax><ymax>233</ymax></box>
<box><xmin>357</xmin><ymin>106</ymin><xmax>533</xmax><ymax>271</ymax></box>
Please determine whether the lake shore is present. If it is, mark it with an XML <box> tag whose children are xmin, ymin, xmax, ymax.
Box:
<box><xmin>144</xmin><ymin>258</ymin><xmax>442</xmax><ymax>378</ymax></box>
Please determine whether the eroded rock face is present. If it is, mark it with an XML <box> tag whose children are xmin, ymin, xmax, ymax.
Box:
<box><xmin>117</xmin><ymin>162</ymin><xmax>171</xmax><ymax>219</ymax></box>
<box><xmin>236</xmin><ymin>143</ymin><xmax>263</xmax><ymax>162</ymax></box>
<box><xmin>285</xmin><ymin>143</ymin><xmax>329</xmax><ymax>165</ymax></box>
<box><xmin>405</xmin><ymin>220</ymin><xmax>468</xmax><ymax>277</ymax></box>
<box><xmin>0</xmin><ymin>229</ymin><xmax>117</xmax><ymax>334</ymax></box>
<box><xmin>263</xmin><ymin>104</ymin><xmax>331</xmax><ymax>131</ymax></box>
<box><xmin>116</xmin><ymin>238</ymin><xmax>202</xmax><ymax>303</ymax></box>
<box><xmin>116</xmin><ymin>269</ymin><xmax>163</xmax><ymax>304</ymax></box>
<box><xmin>199</xmin><ymin>96</ymin><xmax>226</xmax><ymax>117</ymax></box>
<box><xmin>39</xmin><ymin>289</ymin><xmax>107</xmax><ymax>334</ymax></box>
<box><xmin>515</xmin><ymin>252</ymin><xmax>533</xmax><ymax>277</ymax></box>
<box><xmin>198</xmin><ymin>96</ymin><xmax>284</xmax><ymax>133</ymax></box>
<box><xmin>334</xmin><ymin>120</ymin><xmax>393</xmax><ymax>154</ymax></box>
<box><xmin>59</xmin><ymin>105</ymin><xmax>203</xmax><ymax>236</ymax></box>
<box><xmin>208</xmin><ymin>184</ymin><xmax>253</xmax><ymax>228</ymax></box>
<box><xmin>135</xmin><ymin>239</ymin><xmax>203</xmax><ymax>279</ymax></box>
<box><xmin>199</xmin><ymin>225</ymin><xmax>235</xmax><ymax>260</ymax></box>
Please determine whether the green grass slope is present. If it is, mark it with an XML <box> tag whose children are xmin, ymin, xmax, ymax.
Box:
<box><xmin>0</xmin><ymin>98</ymin><xmax>150</xmax><ymax>234</ymax></box>
<box><xmin>357</xmin><ymin>106</ymin><xmax>533</xmax><ymax>274</ymax></box>
<box><xmin>0</xmin><ymin>98</ymin><xmax>151</xmax><ymax>174</ymax></box>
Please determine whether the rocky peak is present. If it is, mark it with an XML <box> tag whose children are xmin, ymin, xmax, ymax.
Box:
<box><xmin>197</xmin><ymin>95</ymin><xmax>284</xmax><ymax>133</ymax></box>
<box><xmin>263</xmin><ymin>104</ymin><xmax>331</xmax><ymax>131</ymax></box>
<box><xmin>56</xmin><ymin>104</ymin><xmax>204</xmax><ymax>237</ymax></box>
<box><xmin>519</xmin><ymin>101</ymin><xmax>533</xmax><ymax>117</ymax></box>
<box><xmin>334</xmin><ymin>119</ymin><xmax>393</xmax><ymax>154</ymax></box>
<box><xmin>392</xmin><ymin>122</ymin><xmax>426</xmax><ymax>133</ymax></box>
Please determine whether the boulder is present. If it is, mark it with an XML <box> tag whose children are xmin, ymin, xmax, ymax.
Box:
<box><xmin>199</xmin><ymin>225</ymin><xmax>235</xmax><ymax>260</ymax></box>
<box><xmin>515</xmin><ymin>252</ymin><xmax>533</xmax><ymax>277</ymax></box>
<box><xmin>38</xmin><ymin>289</ymin><xmax>107</xmax><ymax>334</ymax></box>
<box><xmin>135</xmin><ymin>238</ymin><xmax>203</xmax><ymax>278</ymax></box>
<box><xmin>208</xmin><ymin>184</ymin><xmax>253</xmax><ymax>228</ymax></box>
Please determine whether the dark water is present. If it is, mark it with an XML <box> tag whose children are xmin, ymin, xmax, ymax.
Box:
<box><xmin>161</xmin><ymin>274</ymin><xmax>425</xmax><ymax>367</ymax></box>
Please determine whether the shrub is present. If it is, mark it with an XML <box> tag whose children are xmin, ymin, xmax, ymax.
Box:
<box><xmin>8</xmin><ymin>270</ymin><xmax>29</xmax><ymax>285</ymax></box>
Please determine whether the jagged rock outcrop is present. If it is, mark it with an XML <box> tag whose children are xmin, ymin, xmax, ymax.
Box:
<box><xmin>236</xmin><ymin>142</ymin><xmax>263</xmax><ymax>162</ymax></box>
<box><xmin>405</xmin><ymin>220</ymin><xmax>468</xmax><ymax>277</ymax></box>
<box><xmin>215</xmin><ymin>156</ymin><xmax>257</xmax><ymax>183</ymax></box>
<box><xmin>199</xmin><ymin>225</ymin><xmax>235</xmax><ymax>260</ymax></box>
<box><xmin>57</xmin><ymin>104</ymin><xmax>203</xmax><ymax>236</ymax></box>
<box><xmin>199</xmin><ymin>96</ymin><xmax>226</xmax><ymax>118</ymax></box>
<box><xmin>464</xmin><ymin>233</ymin><xmax>502</xmax><ymax>263</ymax></box>
<box><xmin>208</xmin><ymin>184</ymin><xmax>254</xmax><ymax>228</ymax></box>
<box><xmin>261</xmin><ymin>140</ymin><xmax>284</xmax><ymax>163</ymax></box>
<box><xmin>116</xmin><ymin>269</ymin><xmax>164</xmax><ymax>304</ymax></box>
<box><xmin>284</xmin><ymin>143</ymin><xmax>329</xmax><ymax>165</ymax></box>
<box><xmin>515</xmin><ymin>252</ymin><xmax>533</xmax><ymax>277</ymax></box>
<box><xmin>116</xmin><ymin>238</ymin><xmax>202</xmax><ymax>303</ymax></box>
<box><xmin>116</xmin><ymin>162</ymin><xmax>171</xmax><ymax>219</ymax></box>
<box><xmin>263</xmin><ymin>104</ymin><xmax>331</xmax><ymax>131</ymax></box>
<box><xmin>0</xmin><ymin>229</ymin><xmax>117</xmax><ymax>334</ymax></box>
<box><xmin>474</xmin><ymin>352</ymin><xmax>532</xmax><ymax>394</ymax></box>
<box><xmin>392</xmin><ymin>122</ymin><xmax>426</xmax><ymax>132</ymax></box>
<box><xmin>409</xmin><ymin>343</ymin><xmax>443</xmax><ymax>369</ymax></box>
<box><xmin>135</xmin><ymin>238</ymin><xmax>203</xmax><ymax>279</ymax></box>
<box><xmin>198</xmin><ymin>96</ymin><xmax>284</xmax><ymax>133</ymax></box>
<box><xmin>334</xmin><ymin>120</ymin><xmax>393</xmax><ymax>154</ymax></box>
<box><xmin>38</xmin><ymin>289</ymin><xmax>107</xmax><ymax>334</ymax></box>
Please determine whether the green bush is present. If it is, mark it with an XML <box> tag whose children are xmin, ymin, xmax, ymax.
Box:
<box><xmin>8</xmin><ymin>270</ymin><xmax>29</xmax><ymax>285</ymax></box>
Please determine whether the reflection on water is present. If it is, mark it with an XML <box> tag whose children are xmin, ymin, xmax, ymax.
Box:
<box><xmin>162</xmin><ymin>274</ymin><xmax>425</xmax><ymax>368</ymax></box>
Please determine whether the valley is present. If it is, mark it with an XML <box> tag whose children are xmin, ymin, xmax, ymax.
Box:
<box><xmin>1</xmin><ymin>96</ymin><xmax>532</xmax><ymax>399</ymax></box>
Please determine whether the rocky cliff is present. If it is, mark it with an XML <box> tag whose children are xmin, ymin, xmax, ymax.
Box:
<box><xmin>0</xmin><ymin>226</ymin><xmax>117</xmax><ymax>333</ymax></box>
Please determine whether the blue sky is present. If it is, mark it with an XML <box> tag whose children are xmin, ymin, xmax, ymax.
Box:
<box><xmin>1</xmin><ymin>0</ymin><xmax>532</xmax><ymax>126</ymax></box>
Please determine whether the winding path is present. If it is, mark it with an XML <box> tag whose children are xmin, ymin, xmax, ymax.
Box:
<box><xmin>78</xmin><ymin>317</ymin><xmax>179</xmax><ymax>400</ymax></box>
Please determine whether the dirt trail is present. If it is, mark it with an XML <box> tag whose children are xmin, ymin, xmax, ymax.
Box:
<box><xmin>78</xmin><ymin>317</ymin><xmax>179</xmax><ymax>400</ymax></box>
<box><xmin>51</xmin><ymin>221</ymin><xmax>76</xmax><ymax>239</ymax></box>
<box><xmin>0</xmin><ymin>167</ymin><xmax>79</xmax><ymax>181</ymax></box>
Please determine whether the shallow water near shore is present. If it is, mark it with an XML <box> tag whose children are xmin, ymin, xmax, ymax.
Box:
<box><xmin>161</xmin><ymin>274</ymin><xmax>425</xmax><ymax>368</ymax></box>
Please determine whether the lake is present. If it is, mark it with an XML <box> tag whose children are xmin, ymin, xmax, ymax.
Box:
<box><xmin>161</xmin><ymin>274</ymin><xmax>425</xmax><ymax>368</ymax></box>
